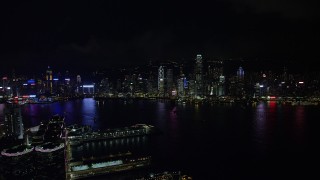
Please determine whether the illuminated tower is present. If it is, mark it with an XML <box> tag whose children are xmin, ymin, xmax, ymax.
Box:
<box><xmin>218</xmin><ymin>75</ymin><xmax>225</xmax><ymax>96</ymax></box>
<box><xmin>194</xmin><ymin>54</ymin><xmax>203</xmax><ymax>97</ymax></box>
<box><xmin>76</xmin><ymin>75</ymin><xmax>81</xmax><ymax>94</ymax></box>
<box><xmin>158</xmin><ymin>66</ymin><xmax>165</xmax><ymax>96</ymax></box>
<box><xmin>237</xmin><ymin>66</ymin><xmax>244</xmax><ymax>81</ymax></box>
<box><xmin>166</xmin><ymin>69</ymin><xmax>173</xmax><ymax>96</ymax></box>
<box><xmin>46</xmin><ymin>66</ymin><xmax>53</xmax><ymax>93</ymax></box>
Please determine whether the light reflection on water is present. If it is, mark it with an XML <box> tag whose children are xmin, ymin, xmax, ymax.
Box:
<box><xmin>0</xmin><ymin>99</ymin><xmax>317</xmax><ymax>179</ymax></box>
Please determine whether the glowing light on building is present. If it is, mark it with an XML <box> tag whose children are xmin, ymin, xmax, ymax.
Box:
<box><xmin>53</xmin><ymin>78</ymin><xmax>59</xmax><ymax>81</ymax></box>
<box><xmin>28</xmin><ymin>79</ymin><xmax>35</xmax><ymax>84</ymax></box>
<box><xmin>83</xmin><ymin>85</ymin><xmax>94</xmax><ymax>88</ymax></box>
<box><xmin>35</xmin><ymin>143</ymin><xmax>64</xmax><ymax>153</ymax></box>
<box><xmin>1</xmin><ymin>147</ymin><xmax>34</xmax><ymax>157</ymax></box>
<box><xmin>298</xmin><ymin>81</ymin><xmax>304</xmax><ymax>84</ymax></box>
<box><xmin>172</xmin><ymin>90</ymin><xmax>177</xmax><ymax>96</ymax></box>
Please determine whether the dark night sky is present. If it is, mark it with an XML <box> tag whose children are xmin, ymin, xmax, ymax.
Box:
<box><xmin>0</xmin><ymin>0</ymin><xmax>319</xmax><ymax>74</ymax></box>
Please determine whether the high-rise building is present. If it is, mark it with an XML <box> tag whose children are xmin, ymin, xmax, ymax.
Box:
<box><xmin>166</xmin><ymin>69</ymin><xmax>173</xmax><ymax>96</ymax></box>
<box><xmin>4</xmin><ymin>104</ymin><xmax>24</xmax><ymax>140</ymax></box>
<box><xmin>218</xmin><ymin>75</ymin><xmax>225</xmax><ymax>96</ymax></box>
<box><xmin>76</xmin><ymin>75</ymin><xmax>82</xmax><ymax>94</ymax></box>
<box><xmin>177</xmin><ymin>76</ymin><xmax>187</xmax><ymax>97</ymax></box>
<box><xmin>158</xmin><ymin>66</ymin><xmax>165</xmax><ymax>96</ymax></box>
<box><xmin>194</xmin><ymin>54</ymin><xmax>203</xmax><ymax>97</ymax></box>
<box><xmin>46</xmin><ymin>66</ymin><xmax>53</xmax><ymax>93</ymax></box>
<box><xmin>206</xmin><ymin>60</ymin><xmax>224</xmax><ymax>96</ymax></box>
<box><xmin>237</xmin><ymin>67</ymin><xmax>244</xmax><ymax>81</ymax></box>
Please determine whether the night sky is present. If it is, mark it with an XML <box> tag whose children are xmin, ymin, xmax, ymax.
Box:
<box><xmin>1</xmin><ymin>1</ymin><xmax>319</xmax><ymax>74</ymax></box>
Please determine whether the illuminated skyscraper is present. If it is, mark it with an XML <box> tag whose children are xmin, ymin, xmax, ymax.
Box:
<box><xmin>166</xmin><ymin>69</ymin><xmax>173</xmax><ymax>96</ymax></box>
<box><xmin>76</xmin><ymin>75</ymin><xmax>82</xmax><ymax>94</ymax></box>
<box><xmin>77</xmin><ymin>75</ymin><xmax>81</xmax><ymax>84</ymax></box>
<box><xmin>237</xmin><ymin>67</ymin><xmax>244</xmax><ymax>81</ymax></box>
<box><xmin>158</xmin><ymin>66</ymin><xmax>165</xmax><ymax>96</ymax></box>
<box><xmin>194</xmin><ymin>54</ymin><xmax>203</xmax><ymax>97</ymax></box>
<box><xmin>218</xmin><ymin>75</ymin><xmax>225</xmax><ymax>96</ymax></box>
<box><xmin>4</xmin><ymin>104</ymin><xmax>24</xmax><ymax>140</ymax></box>
<box><xmin>46</xmin><ymin>66</ymin><xmax>53</xmax><ymax>93</ymax></box>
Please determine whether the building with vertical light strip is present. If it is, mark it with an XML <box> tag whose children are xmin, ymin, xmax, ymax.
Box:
<box><xmin>194</xmin><ymin>54</ymin><xmax>203</xmax><ymax>98</ymax></box>
<box><xmin>158</xmin><ymin>66</ymin><xmax>165</xmax><ymax>97</ymax></box>
<box><xmin>46</xmin><ymin>66</ymin><xmax>53</xmax><ymax>93</ymax></box>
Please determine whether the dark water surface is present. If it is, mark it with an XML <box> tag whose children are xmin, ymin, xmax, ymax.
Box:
<box><xmin>0</xmin><ymin>98</ymin><xmax>318</xmax><ymax>179</ymax></box>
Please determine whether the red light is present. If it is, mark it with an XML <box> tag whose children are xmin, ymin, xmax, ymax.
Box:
<box><xmin>270</xmin><ymin>96</ymin><xmax>276</xmax><ymax>99</ymax></box>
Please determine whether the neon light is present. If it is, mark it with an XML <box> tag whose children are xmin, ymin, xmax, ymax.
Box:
<box><xmin>28</xmin><ymin>79</ymin><xmax>35</xmax><ymax>84</ymax></box>
<box><xmin>65</xmin><ymin>78</ymin><xmax>70</xmax><ymax>81</ymax></box>
<box><xmin>23</xmin><ymin>83</ymin><xmax>28</xmax><ymax>86</ymax></box>
<box><xmin>53</xmin><ymin>78</ymin><xmax>59</xmax><ymax>81</ymax></box>
<box><xmin>7</xmin><ymin>87</ymin><xmax>11</xmax><ymax>89</ymax></box>
<box><xmin>31</xmin><ymin>83</ymin><xmax>36</xmax><ymax>86</ymax></box>
<box><xmin>35</xmin><ymin>143</ymin><xmax>64</xmax><ymax>153</ymax></box>
<box><xmin>22</xmin><ymin>95</ymin><xmax>29</xmax><ymax>98</ymax></box>
<box><xmin>298</xmin><ymin>81</ymin><xmax>304</xmax><ymax>84</ymax></box>
<box><xmin>259</xmin><ymin>85</ymin><xmax>264</xmax><ymax>88</ymax></box>
<box><xmin>1</xmin><ymin>147</ymin><xmax>34</xmax><ymax>157</ymax></box>
<box><xmin>83</xmin><ymin>85</ymin><xmax>94</xmax><ymax>88</ymax></box>
<box><xmin>29</xmin><ymin>95</ymin><xmax>36</xmax><ymax>98</ymax></box>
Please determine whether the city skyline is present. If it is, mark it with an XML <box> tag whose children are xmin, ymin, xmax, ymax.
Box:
<box><xmin>1</xmin><ymin>1</ymin><xmax>319</xmax><ymax>73</ymax></box>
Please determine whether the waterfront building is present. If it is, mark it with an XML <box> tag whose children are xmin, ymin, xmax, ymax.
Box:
<box><xmin>0</xmin><ymin>145</ymin><xmax>35</xmax><ymax>179</ymax></box>
<box><xmin>158</xmin><ymin>66</ymin><xmax>165</xmax><ymax>97</ymax></box>
<box><xmin>194</xmin><ymin>54</ymin><xmax>204</xmax><ymax>98</ymax></box>
<box><xmin>166</xmin><ymin>68</ymin><xmax>174</xmax><ymax>96</ymax></box>
<box><xmin>46</xmin><ymin>66</ymin><xmax>53</xmax><ymax>94</ymax></box>
<box><xmin>3</xmin><ymin>104</ymin><xmax>24</xmax><ymax>140</ymax></box>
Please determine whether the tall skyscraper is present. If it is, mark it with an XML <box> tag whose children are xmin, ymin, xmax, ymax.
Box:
<box><xmin>166</xmin><ymin>69</ymin><xmax>173</xmax><ymax>96</ymax></box>
<box><xmin>158</xmin><ymin>66</ymin><xmax>165</xmax><ymax>96</ymax></box>
<box><xmin>237</xmin><ymin>66</ymin><xmax>244</xmax><ymax>81</ymax></box>
<box><xmin>46</xmin><ymin>66</ymin><xmax>53</xmax><ymax>93</ymax></box>
<box><xmin>76</xmin><ymin>75</ymin><xmax>82</xmax><ymax>94</ymax></box>
<box><xmin>4</xmin><ymin>104</ymin><xmax>24</xmax><ymax>140</ymax></box>
<box><xmin>194</xmin><ymin>54</ymin><xmax>203</xmax><ymax>97</ymax></box>
<box><xmin>218</xmin><ymin>75</ymin><xmax>225</xmax><ymax>96</ymax></box>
